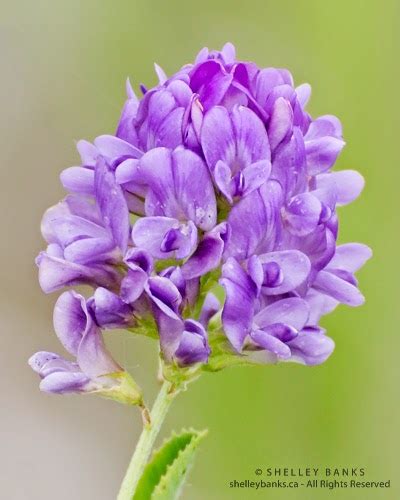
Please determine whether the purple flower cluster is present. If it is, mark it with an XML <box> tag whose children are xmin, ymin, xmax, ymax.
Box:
<box><xmin>30</xmin><ymin>43</ymin><xmax>371</xmax><ymax>396</ymax></box>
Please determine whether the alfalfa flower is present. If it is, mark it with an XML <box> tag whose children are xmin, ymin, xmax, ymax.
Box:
<box><xmin>30</xmin><ymin>43</ymin><xmax>371</xmax><ymax>499</ymax></box>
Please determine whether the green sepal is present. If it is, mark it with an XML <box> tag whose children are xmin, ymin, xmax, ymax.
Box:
<box><xmin>133</xmin><ymin>429</ymin><xmax>207</xmax><ymax>500</ymax></box>
<box><xmin>96</xmin><ymin>371</ymin><xmax>144</xmax><ymax>407</ymax></box>
<box><xmin>161</xmin><ymin>359</ymin><xmax>202</xmax><ymax>389</ymax></box>
<box><xmin>128</xmin><ymin>314</ymin><xmax>159</xmax><ymax>340</ymax></box>
<box><xmin>202</xmin><ymin>333</ymin><xmax>257</xmax><ymax>372</ymax></box>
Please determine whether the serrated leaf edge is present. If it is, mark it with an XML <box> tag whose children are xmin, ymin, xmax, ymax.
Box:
<box><xmin>150</xmin><ymin>428</ymin><xmax>207</xmax><ymax>500</ymax></box>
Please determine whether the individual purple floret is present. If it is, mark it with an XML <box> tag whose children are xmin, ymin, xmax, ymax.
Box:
<box><xmin>30</xmin><ymin>43</ymin><xmax>371</xmax><ymax>400</ymax></box>
<box><xmin>30</xmin><ymin>291</ymin><xmax>121</xmax><ymax>394</ymax></box>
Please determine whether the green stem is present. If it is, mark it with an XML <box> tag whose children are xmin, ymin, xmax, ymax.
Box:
<box><xmin>117</xmin><ymin>380</ymin><xmax>177</xmax><ymax>500</ymax></box>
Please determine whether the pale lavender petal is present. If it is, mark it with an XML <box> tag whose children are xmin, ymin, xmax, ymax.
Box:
<box><xmin>267</xmin><ymin>97</ymin><xmax>293</xmax><ymax>151</ymax></box>
<box><xmin>313</xmin><ymin>270</ymin><xmax>365</xmax><ymax>306</ymax></box>
<box><xmin>285</xmin><ymin>193</ymin><xmax>322</xmax><ymax>236</ymax></box>
<box><xmin>53</xmin><ymin>291</ymin><xmax>88</xmax><ymax>355</ymax></box>
<box><xmin>254</xmin><ymin>297</ymin><xmax>309</xmax><ymax>331</ymax></box>
<box><xmin>63</xmin><ymin>237</ymin><xmax>117</xmax><ymax>265</ymax></box>
<box><xmin>247</xmin><ymin>255</ymin><xmax>264</xmax><ymax>293</ymax></box>
<box><xmin>120</xmin><ymin>266</ymin><xmax>148</xmax><ymax>304</ymax></box>
<box><xmin>171</xmin><ymin>148</ymin><xmax>217</xmax><ymax>230</ymax></box>
<box><xmin>295</xmin><ymin>83</ymin><xmax>311</xmax><ymax>108</ymax></box>
<box><xmin>28</xmin><ymin>352</ymin><xmax>61</xmax><ymax>374</ymax></box>
<box><xmin>154</xmin><ymin>63</ymin><xmax>167</xmax><ymax>84</ymax></box>
<box><xmin>327</xmin><ymin>243</ymin><xmax>372</xmax><ymax>273</ymax></box>
<box><xmin>132</xmin><ymin>216</ymin><xmax>197</xmax><ymax>259</ymax></box>
<box><xmin>220</xmin><ymin>258</ymin><xmax>257</xmax><ymax>351</ymax></box>
<box><xmin>51</xmin><ymin>215</ymin><xmax>107</xmax><ymax>247</ymax></box>
<box><xmin>116</xmin><ymin>92</ymin><xmax>139</xmax><ymax>145</ymax></box>
<box><xmin>225</xmin><ymin>180</ymin><xmax>283</xmax><ymax>260</ymax></box>
<box><xmin>306</xmin><ymin>136</ymin><xmax>345</xmax><ymax>175</ymax></box>
<box><xmin>255</xmin><ymin>68</ymin><xmax>287</xmax><ymax>108</ymax></box>
<box><xmin>135</xmin><ymin>148</ymin><xmax>176</xmax><ymax>216</ymax></box>
<box><xmin>287</xmin><ymin>330</ymin><xmax>335</xmax><ymax>365</ymax></box>
<box><xmin>94</xmin><ymin>158</ymin><xmax>129</xmax><ymax>253</ymax></box>
<box><xmin>167</xmin><ymin>80</ymin><xmax>192</xmax><ymax>107</ymax></box>
<box><xmin>37</xmin><ymin>252</ymin><xmax>120</xmax><ymax>293</ymax></box>
<box><xmin>60</xmin><ymin>167</ymin><xmax>95</xmax><ymax>195</ymax></box>
<box><xmin>199</xmin><ymin>292</ymin><xmax>220</xmax><ymax>327</ymax></box>
<box><xmin>272</xmin><ymin>128</ymin><xmax>307</xmax><ymax>198</ymax></box>
<box><xmin>257</xmin><ymin>250</ymin><xmax>311</xmax><ymax>295</ymax></box>
<box><xmin>92</xmin><ymin>287</ymin><xmax>134</xmax><ymax>328</ymax></box>
<box><xmin>305</xmin><ymin>289</ymin><xmax>338</xmax><ymax>324</ymax></box>
<box><xmin>154</xmin><ymin>107</ymin><xmax>185</xmax><ymax>149</ymax></box>
<box><xmin>316</xmin><ymin>170</ymin><xmax>365</xmax><ymax>206</ymax></box>
<box><xmin>231</xmin><ymin>105</ymin><xmax>270</xmax><ymax>164</ymax></box>
<box><xmin>77</xmin><ymin>320</ymin><xmax>121</xmax><ymax>378</ymax></box>
<box><xmin>241</xmin><ymin>160</ymin><xmax>271</xmax><ymax>197</ymax></box>
<box><xmin>201</xmin><ymin>106</ymin><xmax>235</xmax><ymax>169</ymax></box>
<box><xmin>250</xmin><ymin>330</ymin><xmax>291</xmax><ymax>359</ymax></box>
<box><xmin>115</xmin><ymin>158</ymin><xmax>140</xmax><ymax>186</ymax></box>
<box><xmin>94</xmin><ymin>135</ymin><xmax>143</xmax><ymax>161</ymax></box>
<box><xmin>214</xmin><ymin>160</ymin><xmax>233</xmax><ymax>202</ymax></box>
<box><xmin>305</xmin><ymin>115</ymin><xmax>342</xmax><ymax>140</ymax></box>
<box><xmin>221</xmin><ymin>42</ymin><xmax>236</xmax><ymax>64</ymax></box>
<box><xmin>39</xmin><ymin>371</ymin><xmax>92</xmax><ymax>394</ymax></box>
<box><xmin>64</xmin><ymin>195</ymin><xmax>102</xmax><ymax>225</ymax></box>
<box><xmin>77</xmin><ymin>140</ymin><xmax>98</xmax><ymax>166</ymax></box>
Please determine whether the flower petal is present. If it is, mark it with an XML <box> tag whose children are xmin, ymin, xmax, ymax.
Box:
<box><xmin>174</xmin><ymin>320</ymin><xmax>210</xmax><ymax>366</ymax></box>
<box><xmin>305</xmin><ymin>136</ymin><xmax>345</xmax><ymax>175</ymax></box>
<box><xmin>201</xmin><ymin>106</ymin><xmax>235</xmax><ymax>169</ymax></box>
<box><xmin>145</xmin><ymin>277</ymin><xmax>184</xmax><ymax>360</ymax></box>
<box><xmin>225</xmin><ymin>180</ymin><xmax>283</xmax><ymax>260</ymax></box>
<box><xmin>53</xmin><ymin>291</ymin><xmax>88</xmax><ymax>355</ymax></box>
<box><xmin>287</xmin><ymin>329</ymin><xmax>335</xmax><ymax>365</ymax></box>
<box><xmin>285</xmin><ymin>193</ymin><xmax>322</xmax><ymax>236</ymax></box>
<box><xmin>316</xmin><ymin>170</ymin><xmax>365</xmax><ymax>206</ymax></box>
<box><xmin>94</xmin><ymin>135</ymin><xmax>143</xmax><ymax>161</ymax></box>
<box><xmin>254</xmin><ymin>297</ymin><xmax>309</xmax><ymax>331</ymax></box>
<box><xmin>313</xmin><ymin>270</ymin><xmax>365</xmax><ymax>306</ymax></box>
<box><xmin>39</xmin><ymin>371</ymin><xmax>92</xmax><ymax>394</ymax></box>
<box><xmin>220</xmin><ymin>258</ymin><xmax>257</xmax><ymax>351</ymax></box>
<box><xmin>171</xmin><ymin>148</ymin><xmax>217</xmax><ymax>230</ymax></box>
<box><xmin>92</xmin><ymin>287</ymin><xmax>135</xmax><ymax>328</ymax></box>
<box><xmin>305</xmin><ymin>115</ymin><xmax>342</xmax><ymax>140</ymax></box>
<box><xmin>295</xmin><ymin>83</ymin><xmax>311</xmax><ymax>108</ymax></box>
<box><xmin>60</xmin><ymin>167</ymin><xmax>95</xmax><ymax>195</ymax></box>
<box><xmin>327</xmin><ymin>243</ymin><xmax>372</xmax><ymax>273</ymax></box>
<box><xmin>94</xmin><ymin>159</ymin><xmax>129</xmax><ymax>253</ymax></box>
<box><xmin>257</xmin><ymin>250</ymin><xmax>311</xmax><ymax>295</ymax></box>
<box><xmin>231</xmin><ymin>105</ymin><xmax>271</xmax><ymax>164</ymax></box>
<box><xmin>132</xmin><ymin>216</ymin><xmax>197</xmax><ymax>260</ymax></box>
<box><xmin>250</xmin><ymin>330</ymin><xmax>291</xmax><ymax>359</ymax></box>
<box><xmin>267</xmin><ymin>97</ymin><xmax>293</xmax><ymax>151</ymax></box>
<box><xmin>37</xmin><ymin>252</ymin><xmax>120</xmax><ymax>293</ymax></box>
<box><xmin>199</xmin><ymin>292</ymin><xmax>220</xmax><ymax>327</ymax></box>
<box><xmin>120</xmin><ymin>266</ymin><xmax>148</xmax><ymax>304</ymax></box>
<box><xmin>182</xmin><ymin>223</ymin><xmax>228</xmax><ymax>279</ymax></box>
<box><xmin>241</xmin><ymin>160</ymin><xmax>271</xmax><ymax>197</ymax></box>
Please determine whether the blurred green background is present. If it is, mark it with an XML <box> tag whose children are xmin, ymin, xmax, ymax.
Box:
<box><xmin>1</xmin><ymin>0</ymin><xmax>398</xmax><ymax>499</ymax></box>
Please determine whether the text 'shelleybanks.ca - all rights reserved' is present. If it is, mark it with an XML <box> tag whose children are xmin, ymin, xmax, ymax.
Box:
<box><xmin>228</xmin><ymin>467</ymin><xmax>391</xmax><ymax>491</ymax></box>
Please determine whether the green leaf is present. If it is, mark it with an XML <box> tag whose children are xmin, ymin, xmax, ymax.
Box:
<box><xmin>133</xmin><ymin>429</ymin><xmax>207</xmax><ymax>500</ymax></box>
